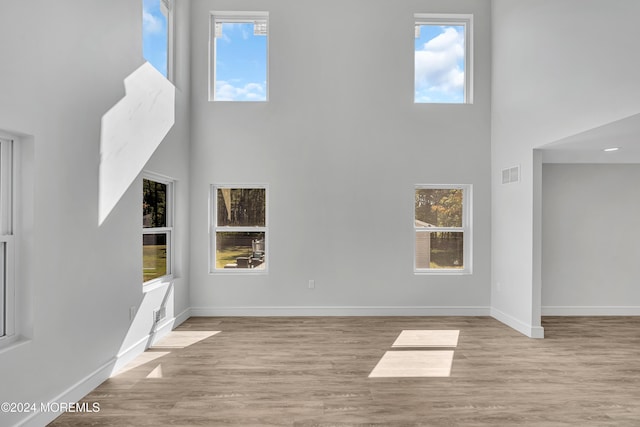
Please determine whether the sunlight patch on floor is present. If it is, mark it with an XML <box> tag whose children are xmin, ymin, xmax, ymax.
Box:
<box><xmin>115</xmin><ymin>351</ymin><xmax>170</xmax><ymax>376</ymax></box>
<box><xmin>369</xmin><ymin>350</ymin><xmax>454</xmax><ymax>378</ymax></box>
<box><xmin>392</xmin><ymin>329</ymin><xmax>460</xmax><ymax>348</ymax></box>
<box><xmin>151</xmin><ymin>331</ymin><xmax>220</xmax><ymax>349</ymax></box>
<box><xmin>146</xmin><ymin>363</ymin><xmax>164</xmax><ymax>378</ymax></box>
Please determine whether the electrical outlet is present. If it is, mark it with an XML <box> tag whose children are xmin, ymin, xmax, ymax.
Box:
<box><xmin>308</xmin><ymin>280</ymin><xmax>315</xmax><ymax>289</ymax></box>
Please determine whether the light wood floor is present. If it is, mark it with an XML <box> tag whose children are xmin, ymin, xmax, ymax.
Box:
<box><xmin>50</xmin><ymin>316</ymin><xmax>640</xmax><ymax>426</ymax></box>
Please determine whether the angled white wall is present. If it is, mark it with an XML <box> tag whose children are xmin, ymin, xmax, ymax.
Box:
<box><xmin>189</xmin><ymin>0</ymin><xmax>493</xmax><ymax>315</ymax></box>
<box><xmin>0</xmin><ymin>1</ymin><xmax>191</xmax><ymax>426</ymax></box>
<box><xmin>491</xmin><ymin>0</ymin><xmax>640</xmax><ymax>336</ymax></box>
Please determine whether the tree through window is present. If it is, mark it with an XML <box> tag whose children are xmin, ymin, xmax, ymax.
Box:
<box><xmin>212</xmin><ymin>186</ymin><xmax>267</xmax><ymax>271</ymax></box>
<box><xmin>415</xmin><ymin>185</ymin><xmax>471</xmax><ymax>273</ymax></box>
<box><xmin>143</xmin><ymin>176</ymin><xmax>173</xmax><ymax>283</ymax></box>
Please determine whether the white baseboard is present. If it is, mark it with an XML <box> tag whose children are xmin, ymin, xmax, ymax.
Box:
<box><xmin>542</xmin><ymin>306</ymin><xmax>640</xmax><ymax>316</ymax></box>
<box><xmin>110</xmin><ymin>335</ymin><xmax>148</xmax><ymax>376</ymax></box>
<box><xmin>490</xmin><ymin>307</ymin><xmax>544</xmax><ymax>338</ymax></box>
<box><xmin>190</xmin><ymin>306</ymin><xmax>491</xmax><ymax>317</ymax></box>
<box><xmin>148</xmin><ymin>308</ymin><xmax>190</xmax><ymax>346</ymax></box>
<box><xmin>149</xmin><ymin>315</ymin><xmax>178</xmax><ymax>346</ymax></box>
<box><xmin>15</xmin><ymin>311</ymin><xmax>188</xmax><ymax>427</ymax></box>
<box><xmin>173</xmin><ymin>307</ymin><xmax>191</xmax><ymax>326</ymax></box>
<box><xmin>17</xmin><ymin>357</ymin><xmax>116</xmax><ymax>427</ymax></box>
<box><xmin>112</xmin><ymin>308</ymin><xmax>190</xmax><ymax>374</ymax></box>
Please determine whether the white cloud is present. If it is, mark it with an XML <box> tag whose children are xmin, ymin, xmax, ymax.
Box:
<box><xmin>415</xmin><ymin>27</ymin><xmax>465</xmax><ymax>101</ymax></box>
<box><xmin>215</xmin><ymin>81</ymin><xmax>266</xmax><ymax>101</ymax></box>
<box><xmin>219</xmin><ymin>23</ymin><xmax>250</xmax><ymax>42</ymax></box>
<box><xmin>143</xmin><ymin>8</ymin><xmax>163</xmax><ymax>35</ymax></box>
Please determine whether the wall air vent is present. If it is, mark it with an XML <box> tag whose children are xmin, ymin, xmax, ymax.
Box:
<box><xmin>153</xmin><ymin>307</ymin><xmax>167</xmax><ymax>324</ymax></box>
<box><xmin>501</xmin><ymin>165</ymin><xmax>520</xmax><ymax>184</ymax></box>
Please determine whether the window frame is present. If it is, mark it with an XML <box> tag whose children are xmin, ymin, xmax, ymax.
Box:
<box><xmin>414</xmin><ymin>184</ymin><xmax>472</xmax><ymax>275</ymax></box>
<box><xmin>143</xmin><ymin>0</ymin><xmax>174</xmax><ymax>81</ymax></box>
<box><xmin>164</xmin><ymin>0</ymin><xmax>175</xmax><ymax>81</ymax></box>
<box><xmin>210</xmin><ymin>184</ymin><xmax>269</xmax><ymax>274</ymax></box>
<box><xmin>414</xmin><ymin>13</ymin><xmax>474</xmax><ymax>104</ymax></box>
<box><xmin>0</xmin><ymin>136</ymin><xmax>15</xmax><ymax>341</ymax></box>
<box><xmin>209</xmin><ymin>11</ymin><xmax>270</xmax><ymax>102</ymax></box>
<box><xmin>142</xmin><ymin>172</ymin><xmax>174</xmax><ymax>287</ymax></box>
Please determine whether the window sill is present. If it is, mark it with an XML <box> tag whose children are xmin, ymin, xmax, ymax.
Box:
<box><xmin>414</xmin><ymin>270</ymin><xmax>472</xmax><ymax>276</ymax></box>
<box><xmin>210</xmin><ymin>99</ymin><xmax>269</xmax><ymax>103</ymax></box>
<box><xmin>413</xmin><ymin>101</ymin><xmax>472</xmax><ymax>105</ymax></box>
<box><xmin>143</xmin><ymin>276</ymin><xmax>174</xmax><ymax>293</ymax></box>
<box><xmin>0</xmin><ymin>334</ymin><xmax>31</xmax><ymax>355</ymax></box>
<box><xmin>210</xmin><ymin>269</ymin><xmax>268</xmax><ymax>276</ymax></box>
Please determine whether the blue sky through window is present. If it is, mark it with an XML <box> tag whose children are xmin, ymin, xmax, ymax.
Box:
<box><xmin>415</xmin><ymin>25</ymin><xmax>465</xmax><ymax>103</ymax></box>
<box><xmin>214</xmin><ymin>22</ymin><xmax>267</xmax><ymax>101</ymax></box>
<box><xmin>142</xmin><ymin>0</ymin><xmax>168</xmax><ymax>77</ymax></box>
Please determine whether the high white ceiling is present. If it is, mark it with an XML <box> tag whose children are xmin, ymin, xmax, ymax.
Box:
<box><xmin>540</xmin><ymin>113</ymin><xmax>640</xmax><ymax>164</ymax></box>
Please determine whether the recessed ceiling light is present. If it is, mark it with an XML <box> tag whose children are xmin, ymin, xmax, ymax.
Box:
<box><xmin>603</xmin><ymin>147</ymin><xmax>620</xmax><ymax>152</ymax></box>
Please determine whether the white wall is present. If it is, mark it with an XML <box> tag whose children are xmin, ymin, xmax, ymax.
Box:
<box><xmin>0</xmin><ymin>1</ymin><xmax>191</xmax><ymax>426</ymax></box>
<box><xmin>189</xmin><ymin>0</ymin><xmax>492</xmax><ymax>315</ymax></box>
<box><xmin>542</xmin><ymin>164</ymin><xmax>640</xmax><ymax>314</ymax></box>
<box><xmin>491</xmin><ymin>0</ymin><xmax>640</xmax><ymax>336</ymax></box>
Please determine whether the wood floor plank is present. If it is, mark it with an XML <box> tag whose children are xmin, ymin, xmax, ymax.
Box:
<box><xmin>49</xmin><ymin>316</ymin><xmax>640</xmax><ymax>426</ymax></box>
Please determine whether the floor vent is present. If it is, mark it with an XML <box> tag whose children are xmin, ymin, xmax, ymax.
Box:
<box><xmin>502</xmin><ymin>165</ymin><xmax>520</xmax><ymax>184</ymax></box>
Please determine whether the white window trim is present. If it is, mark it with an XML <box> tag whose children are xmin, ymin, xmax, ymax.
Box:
<box><xmin>209</xmin><ymin>11</ymin><xmax>270</xmax><ymax>102</ymax></box>
<box><xmin>142</xmin><ymin>172</ymin><xmax>175</xmax><ymax>288</ymax></box>
<box><xmin>0</xmin><ymin>136</ymin><xmax>15</xmax><ymax>342</ymax></box>
<box><xmin>143</xmin><ymin>0</ymin><xmax>174</xmax><ymax>81</ymax></box>
<box><xmin>414</xmin><ymin>184</ymin><xmax>472</xmax><ymax>275</ymax></box>
<box><xmin>414</xmin><ymin>13</ymin><xmax>473</xmax><ymax>104</ymax></box>
<box><xmin>210</xmin><ymin>184</ymin><xmax>269</xmax><ymax>274</ymax></box>
<box><xmin>163</xmin><ymin>0</ymin><xmax>175</xmax><ymax>82</ymax></box>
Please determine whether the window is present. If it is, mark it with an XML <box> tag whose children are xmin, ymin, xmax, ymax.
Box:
<box><xmin>414</xmin><ymin>14</ymin><xmax>473</xmax><ymax>104</ymax></box>
<box><xmin>210</xmin><ymin>11</ymin><xmax>269</xmax><ymax>101</ymax></box>
<box><xmin>0</xmin><ymin>137</ymin><xmax>14</xmax><ymax>339</ymax></box>
<box><xmin>211</xmin><ymin>186</ymin><xmax>267</xmax><ymax>272</ymax></box>
<box><xmin>414</xmin><ymin>185</ymin><xmax>471</xmax><ymax>274</ymax></box>
<box><xmin>143</xmin><ymin>174</ymin><xmax>173</xmax><ymax>284</ymax></box>
<box><xmin>143</xmin><ymin>0</ymin><xmax>173</xmax><ymax>78</ymax></box>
